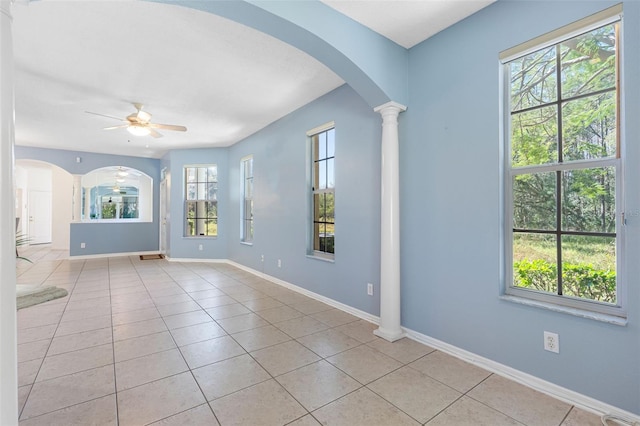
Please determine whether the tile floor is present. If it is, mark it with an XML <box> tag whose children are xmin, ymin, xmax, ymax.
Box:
<box><xmin>14</xmin><ymin>246</ymin><xmax>604</xmax><ymax>425</ymax></box>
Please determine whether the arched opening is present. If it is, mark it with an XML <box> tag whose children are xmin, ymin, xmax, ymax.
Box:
<box><xmin>81</xmin><ymin>166</ymin><xmax>153</xmax><ymax>222</ymax></box>
<box><xmin>15</xmin><ymin>159</ymin><xmax>73</xmax><ymax>250</ymax></box>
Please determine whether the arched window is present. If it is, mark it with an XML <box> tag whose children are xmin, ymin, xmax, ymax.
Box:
<box><xmin>81</xmin><ymin>166</ymin><xmax>152</xmax><ymax>222</ymax></box>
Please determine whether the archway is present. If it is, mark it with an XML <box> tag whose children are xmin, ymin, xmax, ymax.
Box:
<box><xmin>15</xmin><ymin>159</ymin><xmax>73</xmax><ymax>251</ymax></box>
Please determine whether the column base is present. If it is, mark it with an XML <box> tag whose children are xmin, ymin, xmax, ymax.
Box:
<box><xmin>373</xmin><ymin>327</ymin><xmax>405</xmax><ymax>342</ymax></box>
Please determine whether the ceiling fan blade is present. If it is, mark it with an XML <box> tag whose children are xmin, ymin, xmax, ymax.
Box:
<box><xmin>136</xmin><ymin>110</ymin><xmax>152</xmax><ymax>123</ymax></box>
<box><xmin>149</xmin><ymin>128</ymin><xmax>163</xmax><ymax>138</ymax></box>
<box><xmin>148</xmin><ymin>123</ymin><xmax>187</xmax><ymax>132</ymax></box>
<box><xmin>131</xmin><ymin>103</ymin><xmax>152</xmax><ymax>123</ymax></box>
<box><xmin>85</xmin><ymin>111</ymin><xmax>126</xmax><ymax>122</ymax></box>
<box><xmin>103</xmin><ymin>124</ymin><xmax>129</xmax><ymax>130</ymax></box>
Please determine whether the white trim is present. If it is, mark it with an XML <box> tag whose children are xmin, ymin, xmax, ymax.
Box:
<box><xmin>240</xmin><ymin>156</ymin><xmax>253</xmax><ymax>244</ymax></box>
<box><xmin>499</xmin><ymin>4</ymin><xmax>622</xmax><ymax>62</ymax></box>
<box><xmin>228</xmin><ymin>259</ymin><xmax>638</xmax><ymax>421</ymax></box>
<box><xmin>404</xmin><ymin>327</ymin><xmax>640</xmax><ymax>424</ymax></box>
<box><xmin>373</xmin><ymin>100</ymin><xmax>407</xmax><ymax>113</ymax></box>
<box><xmin>306</xmin><ymin>254</ymin><xmax>335</xmax><ymax>263</ymax></box>
<box><xmin>503</xmin><ymin>15</ymin><xmax>625</xmax><ymax>318</ymax></box>
<box><xmin>225</xmin><ymin>260</ymin><xmax>379</xmax><ymax>324</ymax></box>
<box><xmin>77</xmin><ymin>219</ymin><xmax>152</xmax><ymax>224</ymax></box>
<box><xmin>500</xmin><ymin>295</ymin><xmax>627</xmax><ymax>326</ymax></box>
<box><xmin>70</xmin><ymin>250</ymin><xmax>160</xmax><ymax>260</ymax></box>
<box><xmin>309</xmin><ymin>126</ymin><xmax>336</xmax><ymax>258</ymax></box>
<box><xmin>183</xmin><ymin>236</ymin><xmax>217</xmax><ymax>240</ymax></box>
<box><xmin>306</xmin><ymin>121</ymin><xmax>335</xmax><ymax>137</ymax></box>
<box><xmin>511</xmin><ymin>157</ymin><xmax>619</xmax><ymax>175</ymax></box>
<box><xmin>165</xmin><ymin>256</ymin><xmax>227</xmax><ymax>263</ymax></box>
<box><xmin>184</xmin><ymin>164</ymin><xmax>218</xmax><ymax>238</ymax></box>
<box><xmin>136</xmin><ymin>256</ymin><xmax>638</xmax><ymax>421</ymax></box>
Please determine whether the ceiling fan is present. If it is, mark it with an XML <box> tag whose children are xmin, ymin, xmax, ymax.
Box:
<box><xmin>86</xmin><ymin>103</ymin><xmax>187</xmax><ymax>138</ymax></box>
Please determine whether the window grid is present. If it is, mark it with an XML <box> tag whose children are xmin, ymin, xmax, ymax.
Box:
<box><xmin>241</xmin><ymin>157</ymin><xmax>254</xmax><ymax>243</ymax></box>
<box><xmin>505</xmin><ymin>20</ymin><xmax>622</xmax><ymax>314</ymax></box>
<box><xmin>185</xmin><ymin>166</ymin><xmax>218</xmax><ymax>237</ymax></box>
<box><xmin>311</xmin><ymin>128</ymin><xmax>335</xmax><ymax>256</ymax></box>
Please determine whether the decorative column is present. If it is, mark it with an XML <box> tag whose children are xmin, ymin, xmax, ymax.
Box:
<box><xmin>72</xmin><ymin>175</ymin><xmax>82</xmax><ymax>222</ymax></box>
<box><xmin>373</xmin><ymin>101</ymin><xmax>406</xmax><ymax>343</ymax></box>
<box><xmin>84</xmin><ymin>186</ymin><xmax>92</xmax><ymax>220</ymax></box>
<box><xmin>0</xmin><ymin>0</ymin><xmax>18</xmax><ymax>423</ymax></box>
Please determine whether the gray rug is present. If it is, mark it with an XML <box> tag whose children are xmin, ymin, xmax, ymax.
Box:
<box><xmin>17</xmin><ymin>286</ymin><xmax>68</xmax><ymax>310</ymax></box>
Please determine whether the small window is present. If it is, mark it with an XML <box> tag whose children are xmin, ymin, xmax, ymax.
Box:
<box><xmin>502</xmin><ymin>7</ymin><xmax>623</xmax><ymax>316</ymax></box>
<box><xmin>241</xmin><ymin>156</ymin><xmax>254</xmax><ymax>243</ymax></box>
<box><xmin>185</xmin><ymin>165</ymin><xmax>218</xmax><ymax>237</ymax></box>
<box><xmin>309</xmin><ymin>125</ymin><xmax>335</xmax><ymax>258</ymax></box>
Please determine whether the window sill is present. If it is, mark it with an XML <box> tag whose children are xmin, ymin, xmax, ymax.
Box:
<box><xmin>500</xmin><ymin>295</ymin><xmax>627</xmax><ymax>326</ymax></box>
<box><xmin>306</xmin><ymin>254</ymin><xmax>335</xmax><ymax>264</ymax></box>
<box><xmin>240</xmin><ymin>242</ymin><xmax>253</xmax><ymax>246</ymax></box>
<box><xmin>79</xmin><ymin>220</ymin><xmax>151</xmax><ymax>223</ymax></box>
<box><xmin>183</xmin><ymin>236</ymin><xmax>218</xmax><ymax>240</ymax></box>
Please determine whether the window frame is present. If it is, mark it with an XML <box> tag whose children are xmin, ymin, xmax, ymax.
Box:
<box><xmin>184</xmin><ymin>164</ymin><xmax>218</xmax><ymax>238</ymax></box>
<box><xmin>240</xmin><ymin>155</ymin><xmax>254</xmax><ymax>244</ymax></box>
<box><xmin>307</xmin><ymin>122</ymin><xmax>335</xmax><ymax>260</ymax></box>
<box><xmin>81</xmin><ymin>166</ymin><xmax>152</xmax><ymax>223</ymax></box>
<box><xmin>501</xmin><ymin>6</ymin><xmax>626</xmax><ymax>317</ymax></box>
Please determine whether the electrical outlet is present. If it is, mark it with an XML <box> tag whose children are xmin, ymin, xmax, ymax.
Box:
<box><xmin>367</xmin><ymin>283</ymin><xmax>374</xmax><ymax>296</ymax></box>
<box><xmin>277</xmin><ymin>259</ymin><xmax>282</xmax><ymax>268</ymax></box>
<box><xmin>80</xmin><ymin>242</ymin><xmax>86</xmax><ymax>249</ymax></box>
<box><xmin>261</xmin><ymin>254</ymin><xmax>264</xmax><ymax>262</ymax></box>
<box><xmin>198</xmin><ymin>244</ymin><xmax>203</xmax><ymax>251</ymax></box>
<box><xmin>544</xmin><ymin>331</ymin><xmax>559</xmax><ymax>353</ymax></box>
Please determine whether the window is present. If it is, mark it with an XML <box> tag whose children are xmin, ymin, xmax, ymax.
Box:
<box><xmin>503</xmin><ymin>7</ymin><xmax>623</xmax><ymax>316</ymax></box>
<box><xmin>185</xmin><ymin>165</ymin><xmax>217</xmax><ymax>237</ymax></box>
<box><xmin>309</xmin><ymin>124</ymin><xmax>335</xmax><ymax>257</ymax></box>
<box><xmin>81</xmin><ymin>166</ymin><xmax>152</xmax><ymax>222</ymax></box>
<box><xmin>241</xmin><ymin>156</ymin><xmax>254</xmax><ymax>243</ymax></box>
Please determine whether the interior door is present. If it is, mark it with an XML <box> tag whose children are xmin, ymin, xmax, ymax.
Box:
<box><xmin>160</xmin><ymin>179</ymin><xmax>167</xmax><ymax>254</ymax></box>
<box><xmin>28</xmin><ymin>190</ymin><xmax>52</xmax><ymax>244</ymax></box>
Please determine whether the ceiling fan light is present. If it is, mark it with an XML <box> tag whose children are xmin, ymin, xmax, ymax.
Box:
<box><xmin>127</xmin><ymin>124</ymin><xmax>150</xmax><ymax>136</ymax></box>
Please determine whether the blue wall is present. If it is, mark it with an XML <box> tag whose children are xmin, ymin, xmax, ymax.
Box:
<box><xmin>163</xmin><ymin>148</ymin><xmax>229</xmax><ymax>260</ymax></box>
<box><xmin>15</xmin><ymin>146</ymin><xmax>161</xmax><ymax>256</ymax></box>
<box><xmin>402</xmin><ymin>0</ymin><xmax>639</xmax><ymax>413</ymax></box>
<box><xmin>14</xmin><ymin>0</ymin><xmax>640</xmax><ymax>414</ymax></box>
<box><xmin>227</xmin><ymin>85</ymin><xmax>382</xmax><ymax>315</ymax></box>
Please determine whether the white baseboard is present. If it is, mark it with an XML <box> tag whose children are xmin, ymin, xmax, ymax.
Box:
<box><xmin>87</xmin><ymin>254</ymin><xmax>637</xmax><ymax>422</ymax></box>
<box><xmin>165</xmin><ymin>257</ymin><xmax>227</xmax><ymax>263</ymax></box>
<box><xmin>403</xmin><ymin>329</ymin><xmax>640</xmax><ymax>423</ymax></box>
<box><xmin>70</xmin><ymin>250</ymin><xmax>160</xmax><ymax>260</ymax></box>
<box><xmin>225</xmin><ymin>259</ymin><xmax>639</xmax><ymax>423</ymax></box>
<box><xmin>225</xmin><ymin>260</ymin><xmax>380</xmax><ymax>325</ymax></box>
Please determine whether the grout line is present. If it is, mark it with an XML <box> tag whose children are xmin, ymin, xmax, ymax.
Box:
<box><xmin>17</xmin><ymin>257</ymin><xmax>85</xmax><ymax>420</ymax></box>
<box><xmin>18</xmin><ymin>253</ymin><xmax>574</xmax><ymax>426</ymax></box>
<box><xmin>107</xmin><ymin>256</ymin><xmax>120</xmax><ymax>426</ymax></box>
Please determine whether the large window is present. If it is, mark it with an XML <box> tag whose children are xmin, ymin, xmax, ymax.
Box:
<box><xmin>503</xmin><ymin>8</ymin><xmax>623</xmax><ymax>316</ymax></box>
<box><xmin>81</xmin><ymin>166</ymin><xmax>152</xmax><ymax>222</ymax></box>
<box><xmin>309</xmin><ymin>124</ymin><xmax>335</xmax><ymax>258</ymax></box>
<box><xmin>241</xmin><ymin>156</ymin><xmax>254</xmax><ymax>243</ymax></box>
<box><xmin>185</xmin><ymin>165</ymin><xmax>218</xmax><ymax>237</ymax></box>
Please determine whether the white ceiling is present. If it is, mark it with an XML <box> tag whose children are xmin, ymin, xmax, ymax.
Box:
<box><xmin>321</xmin><ymin>0</ymin><xmax>495</xmax><ymax>49</ymax></box>
<box><xmin>11</xmin><ymin>0</ymin><xmax>494</xmax><ymax>159</ymax></box>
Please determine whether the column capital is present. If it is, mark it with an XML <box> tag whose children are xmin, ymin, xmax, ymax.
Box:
<box><xmin>374</xmin><ymin>101</ymin><xmax>407</xmax><ymax>115</ymax></box>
